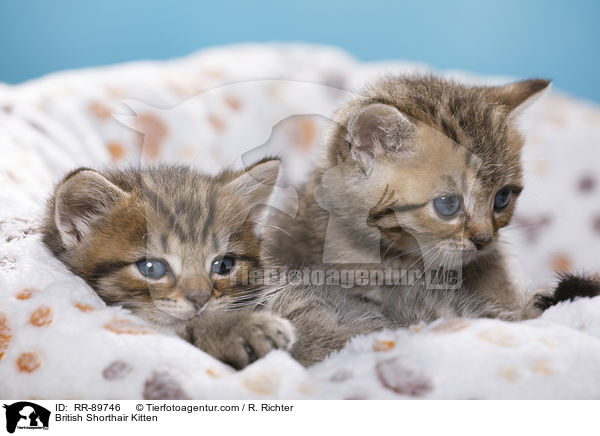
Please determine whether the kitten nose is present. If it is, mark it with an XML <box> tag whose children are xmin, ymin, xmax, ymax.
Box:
<box><xmin>186</xmin><ymin>292</ymin><xmax>210</xmax><ymax>309</ymax></box>
<box><xmin>470</xmin><ymin>234</ymin><xmax>492</xmax><ymax>250</ymax></box>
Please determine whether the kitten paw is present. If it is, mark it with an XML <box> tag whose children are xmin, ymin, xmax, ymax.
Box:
<box><xmin>190</xmin><ymin>311</ymin><xmax>296</xmax><ymax>370</ymax></box>
<box><xmin>533</xmin><ymin>293</ymin><xmax>557</xmax><ymax>311</ymax></box>
<box><xmin>224</xmin><ymin>312</ymin><xmax>296</xmax><ymax>369</ymax></box>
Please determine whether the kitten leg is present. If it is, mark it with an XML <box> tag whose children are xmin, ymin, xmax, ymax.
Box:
<box><xmin>520</xmin><ymin>284</ymin><xmax>555</xmax><ymax>319</ymax></box>
<box><xmin>267</xmin><ymin>286</ymin><xmax>392</xmax><ymax>367</ymax></box>
<box><xmin>184</xmin><ymin>311</ymin><xmax>296</xmax><ymax>370</ymax></box>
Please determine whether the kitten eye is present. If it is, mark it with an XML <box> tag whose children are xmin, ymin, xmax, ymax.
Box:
<box><xmin>494</xmin><ymin>187</ymin><xmax>512</xmax><ymax>210</ymax></box>
<box><xmin>136</xmin><ymin>259</ymin><xmax>168</xmax><ymax>280</ymax></box>
<box><xmin>433</xmin><ymin>194</ymin><xmax>461</xmax><ymax>217</ymax></box>
<box><xmin>211</xmin><ymin>255</ymin><xmax>236</xmax><ymax>275</ymax></box>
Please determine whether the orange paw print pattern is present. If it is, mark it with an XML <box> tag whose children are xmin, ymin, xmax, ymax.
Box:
<box><xmin>17</xmin><ymin>352</ymin><xmax>41</xmax><ymax>373</ymax></box>
<box><xmin>224</xmin><ymin>96</ymin><xmax>242</xmax><ymax>111</ymax></box>
<box><xmin>16</xmin><ymin>289</ymin><xmax>33</xmax><ymax>300</ymax></box>
<box><xmin>74</xmin><ymin>302</ymin><xmax>94</xmax><ymax>313</ymax></box>
<box><xmin>205</xmin><ymin>368</ymin><xmax>221</xmax><ymax>379</ymax></box>
<box><xmin>372</xmin><ymin>339</ymin><xmax>395</xmax><ymax>352</ymax></box>
<box><xmin>89</xmin><ymin>101</ymin><xmax>112</xmax><ymax>119</ymax></box>
<box><xmin>104</xmin><ymin>318</ymin><xmax>154</xmax><ymax>335</ymax></box>
<box><xmin>106</xmin><ymin>141</ymin><xmax>125</xmax><ymax>161</ymax></box>
<box><xmin>29</xmin><ymin>306</ymin><xmax>54</xmax><ymax>327</ymax></box>
<box><xmin>0</xmin><ymin>312</ymin><xmax>12</xmax><ymax>361</ymax></box>
<box><xmin>551</xmin><ymin>253</ymin><xmax>573</xmax><ymax>274</ymax></box>
<box><xmin>207</xmin><ymin>113</ymin><xmax>226</xmax><ymax>132</ymax></box>
<box><xmin>135</xmin><ymin>113</ymin><xmax>167</xmax><ymax>160</ymax></box>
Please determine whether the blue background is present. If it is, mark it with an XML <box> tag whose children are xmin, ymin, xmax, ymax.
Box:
<box><xmin>1</xmin><ymin>0</ymin><xmax>599</xmax><ymax>103</ymax></box>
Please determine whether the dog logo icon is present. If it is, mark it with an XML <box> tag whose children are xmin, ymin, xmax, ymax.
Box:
<box><xmin>3</xmin><ymin>402</ymin><xmax>50</xmax><ymax>433</ymax></box>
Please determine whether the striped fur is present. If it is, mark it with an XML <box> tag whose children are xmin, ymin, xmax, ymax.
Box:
<box><xmin>262</xmin><ymin>75</ymin><xmax>556</xmax><ymax>365</ymax></box>
<box><xmin>42</xmin><ymin>161</ymin><xmax>296</xmax><ymax>369</ymax></box>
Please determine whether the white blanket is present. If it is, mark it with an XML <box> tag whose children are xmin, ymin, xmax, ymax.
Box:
<box><xmin>1</xmin><ymin>44</ymin><xmax>599</xmax><ymax>399</ymax></box>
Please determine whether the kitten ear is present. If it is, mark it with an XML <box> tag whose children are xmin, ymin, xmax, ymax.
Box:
<box><xmin>227</xmin><ymin>158</ymin><xmax>281</xmax><ymax>206</ymax></box>
<box><xmin>345</xmin><ymin>103</ymin><xmax>416</xmax><ymax>167</ymax></box>
<box><xmin>54</xmin><ymin>168</ymin><xmax>128</xmax><ymax>248</ymax></box>
<box><xmin>482</xmin><ymin>78</ymin><xmax>551</xmax><ymax>112</ymax></box>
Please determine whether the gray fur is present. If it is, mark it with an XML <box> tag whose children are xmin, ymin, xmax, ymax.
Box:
<box><xmin>260</xmin><ymin>75</ymin><xmax>552</xmax><ymax>365</ymax></box>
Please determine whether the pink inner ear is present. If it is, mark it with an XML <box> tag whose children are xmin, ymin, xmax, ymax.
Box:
<box><xmin>356</xmin><ymin>112</ymin><xmax>386</xmax><ymax>153</ymax></box>
<box><xmin>58</xmin><ymin>194</ymin><xmax>105</xmax><ymax>242</ymax></box>
<box><xmin>68</xmin><ymin>196</ymin><xmax>104</xmax><ymax>219</ymax></box>
<box><xmin>349</xmin><ymin>103</ymin><xmax>415</xmax><ymax>156</ymax></box>
<box><xmin>56</xmin><ymin>171</ymin><xmax>126</xmax><ymax>244</ymax></box>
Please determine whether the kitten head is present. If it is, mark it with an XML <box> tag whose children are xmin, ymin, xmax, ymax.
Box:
<box><xmin>42</xmin><ymin>160</ymin><xmax>280</xmax><ymax>328</ymax></box>
<box><xmin>325</xmin><ymin>76</ymin><xmax>550</xmax><ymax>266</ymax></box>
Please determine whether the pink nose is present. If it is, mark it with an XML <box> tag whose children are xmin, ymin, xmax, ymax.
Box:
<box><xmin>470</xmin><ymin>234</ymin><xmax>492</xmax><ymax>250</ymax></box>
<box><xmin>185</xmin><ymin>293</ymin><xmax>210</xmax><ymax>309</ymax></box>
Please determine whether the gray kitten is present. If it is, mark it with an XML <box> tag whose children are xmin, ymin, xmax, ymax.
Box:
<box><xmin>260</xmin><ymin>75</ymin><xmax>599</xmax><ymax>366</ymax></box>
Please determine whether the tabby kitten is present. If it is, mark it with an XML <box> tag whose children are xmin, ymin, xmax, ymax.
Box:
<box><xmin>42</xmin><ymin>160</ymin><xmax>295</xmax><ymax>369</ymax></box>
<box><xmin>262</xmin><ymin>75</ymin><xmax>600</xmax><ymax>366</ymax></box>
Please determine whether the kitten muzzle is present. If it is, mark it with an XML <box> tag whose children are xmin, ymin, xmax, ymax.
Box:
<box><xmin>185</xmin><ymin>292</ymin><xmax>211</xmax><ymax>311</ymax></box>
<box><xmin>469</xmin><ymin>234</ymin><xmax>492</xmax><ymax>250</ymax></box>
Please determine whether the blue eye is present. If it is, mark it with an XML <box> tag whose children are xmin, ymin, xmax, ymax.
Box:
<box><xmin>433</xmin><ymin>194</ymin><xmax>461</xmax><ymax>217</ymax></box>
<box><xmin>136</xmin><ymin>259</ymin><xmax>168</xmax><ymax>280</ymax></box>
<box><xmin>211</xmin><ymin>255</ymin><xmax>236</xmax><ymax>275</ymax></box>
<box><xmin>494</xmin><ymin>187</ymin><xmax>512</xmax><ymax>210</ymax></box>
